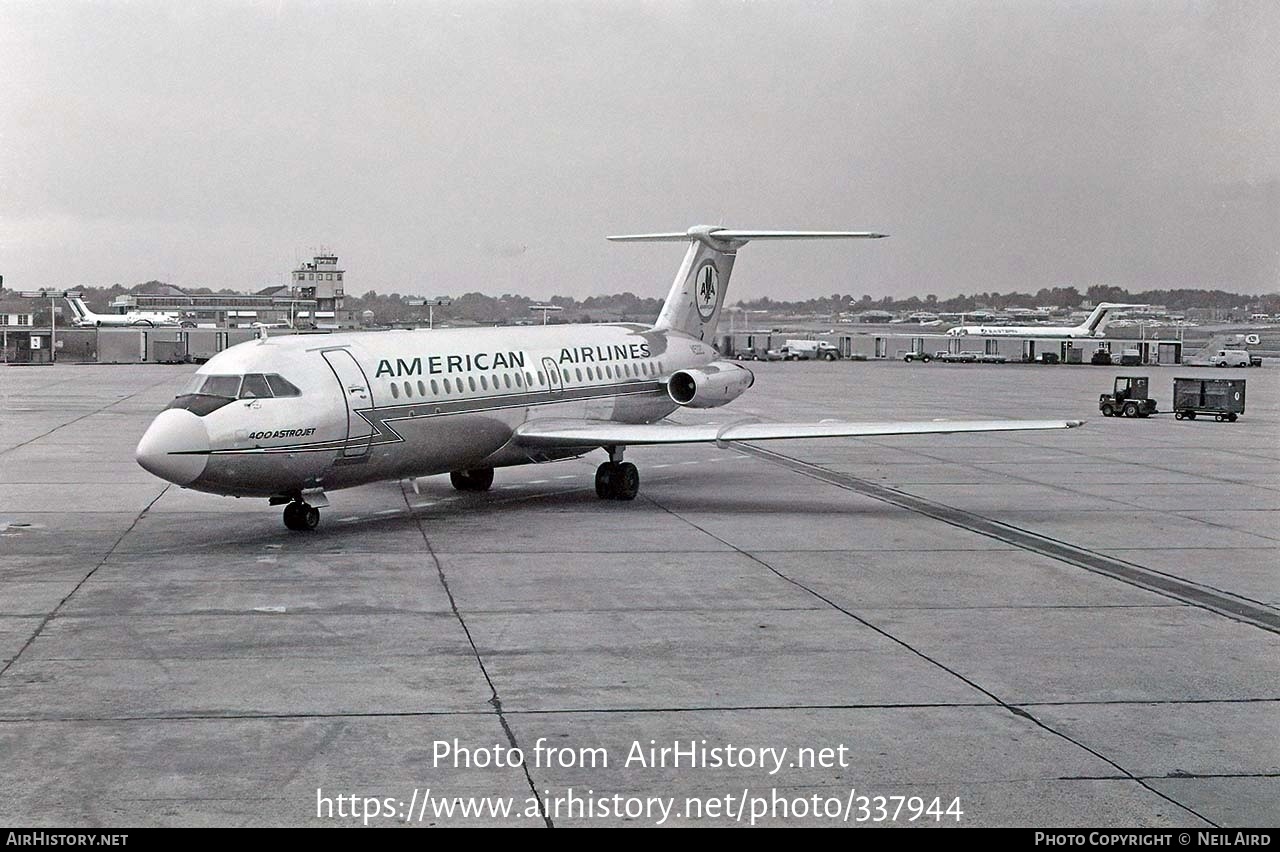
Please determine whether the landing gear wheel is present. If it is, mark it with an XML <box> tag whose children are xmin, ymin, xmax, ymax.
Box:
<box><xmin>594</xmin><ymin>463</ymin><xmax>616</xmax><ymax>499</ymax></box>
<box><xmin>283</xmin><ymin>501</ymin><xmax>319</xmax><ymax>531</ymax></box>
<box><xmin>450</xmin><ymin>467</ymin><xmax>494</xmax><ymax>492</ymax></box>
<box><xmin>594</xmin><ymin>461</ymin><xmax>640</xmax><ymax>500</ymax></box>
<box><xmin>614</xmin><ymin>462</ymin><xmax>639</xmax><ymax>500</ymax></box>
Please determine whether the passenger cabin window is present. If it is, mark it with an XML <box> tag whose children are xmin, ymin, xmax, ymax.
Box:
<box><xmin>390</xmin><ymin>383</ymin><xmax>400</xmax><ymax>399</ymax></box>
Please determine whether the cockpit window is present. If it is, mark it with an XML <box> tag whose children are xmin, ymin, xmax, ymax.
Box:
<box><xmin>191</xmin><ymin>375</ymin><xmax>243</xmax><ymax>399</ymax></box>
<box><xmin>239</xmin><ymin>374</ymin><xmax>272</xmax><ymax>399</ymax></box>
<box><xmin>265</xmin><ymin>374</ymin><xmax>301</xmax><ymax>397</ymax></box>
<box><xmin>168</xmin><ymin>372</ymin><xmax>302</xmax><ymax>416</ymax></box>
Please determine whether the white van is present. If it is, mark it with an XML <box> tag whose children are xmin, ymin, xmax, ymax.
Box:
<box><xmin>1209</xmin><ymin>349</ymin><xmax>1251</xmax><ymax>368</ymax></box>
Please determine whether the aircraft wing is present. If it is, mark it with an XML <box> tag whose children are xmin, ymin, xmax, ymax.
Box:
<box><xmin>514</xmin><ymin>418</ymin><xmax>1084</xmax><ymax>448</ymax></box>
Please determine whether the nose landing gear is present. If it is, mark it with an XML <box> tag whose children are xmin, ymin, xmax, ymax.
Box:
<box><xmin>595</xmin><ymin>446</ymin><xmax>639</xmax><ymax>500</ymax></box>
<box><xmin>283</xmin><ymin>500</ymin><xmax>320</xmax><ymax>531</ymax></box>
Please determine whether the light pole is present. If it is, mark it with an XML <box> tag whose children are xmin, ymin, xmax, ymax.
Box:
<box><xmin>530</xmin><ymin>304</ymin><xmax>563</xmax><ymax>325</ymax></box>
<box><xmin>19</xmin><ymin>288</ymin><xmax>81</xmax><ymax>363</ymax></box>
<box><xmin>407</xmin><ymin>297</ymin><xmax>452</xmax><ymax>329</ymax></box>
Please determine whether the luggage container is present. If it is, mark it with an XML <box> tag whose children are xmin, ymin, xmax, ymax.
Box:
<box><xmin>150</xmin><ymin>339</ymin><xmax>187</xmax><ymax>364</ymax></box>
<box><xmin>1172</xmin><ymin>377</ymin><xmax>1246</xmax><ymax>422</ymax></box>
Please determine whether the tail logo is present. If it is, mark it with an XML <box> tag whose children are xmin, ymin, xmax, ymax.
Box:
<box><xmin>695</xmin><ymin>263</ymin><xmax>718</xmax><ymax>320</ymax></box>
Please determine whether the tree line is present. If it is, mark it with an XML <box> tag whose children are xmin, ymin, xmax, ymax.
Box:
<box><xmin>16</xmin><ymin>281</ymin><xmax>1279</xmax><ymax>326</ymax></box>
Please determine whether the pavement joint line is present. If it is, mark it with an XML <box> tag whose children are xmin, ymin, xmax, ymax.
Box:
<box><xmin>735</xmin><ymin>441</ymin><xmax>1280</xmax><ymax>636</ymax></box>
<box><xmin>402</xmin><ymin>483</ymin><xmax>552</xmax><ymax>828</ymax></box>
<box><xmin>640</xmin><ymin>490</ymin><xmax>1220</xmax><ymax>828</ymax></box>
<box><xmin>1</xmin><ymin>697</ymin><xmax>1277</xmax><ymax>725</ymax></box>
<box><xmin>0</xmin><ymin>374</ymin><xmax>181</xmax><ymax>460</ymax></box>
<box><xmin>1001</xmin><ymin>433</ymin><xmax>1280</xmax><ymax>495</ymax></box>
<box><xmin>0</xmin><ymin>485</ymin><xmax>171</xmax><ymax>682</ymax></box>
<box><xmin>903</xmin><ymin>442</ymin><xmax>1280</xmax><ymax>545</ymax></box>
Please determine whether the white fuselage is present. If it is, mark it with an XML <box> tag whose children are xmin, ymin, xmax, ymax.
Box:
<box><xmin>946</xmin><ymin>323</ymin><xmax>1098</xmax><ymax>338</ymax></box>
<box><xmin>71</xmin><ymin>305</ymin><xmax>182</xmax><ymax>327</ymax></box>
<box><xmin>141</xmin><ymin>324</ymin><xmax>715</xmax><ymax>498</ymax></box>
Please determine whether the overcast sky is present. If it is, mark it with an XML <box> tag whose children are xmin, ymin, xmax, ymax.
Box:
<box><xmin>2</xmin><ymin>0</ymin><xmax>1276</xmax><ymax>302</ymax></box>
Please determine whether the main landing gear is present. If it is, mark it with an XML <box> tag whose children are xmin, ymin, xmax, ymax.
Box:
<box><xmin>450</xmin><ymin>467</ymin><xmax>495</xmax><ymax>492</ymax></box>
<box><xmin>595</xmin><ymin>447</ymin><xmax>639</xmax><ymax>501</ymax></box>
<box><xmin>282</xmin><ymin>500</ymin><xmax>320</xmax><ymax>531</ymax></box>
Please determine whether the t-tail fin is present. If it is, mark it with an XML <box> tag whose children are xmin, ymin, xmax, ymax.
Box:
<box><xmin>1081</xmin><ymin>302</ymin><xmax>1145</xmax><ymax>336</ymax></box>
<box><xmin>607</xmin><ymin>226</ymin><xmax>886</xmax><ymax>340</ymax></box>
<box><xmin>64</xmin><ymin>297</ymin><xmax>91</xmax><ymax>323</ymax></box>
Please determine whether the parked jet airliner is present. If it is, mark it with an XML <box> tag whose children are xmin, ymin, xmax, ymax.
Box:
<box><xmin>66</xmin><ymin>296</ymin><xmax>189</xmax><ymax>328</ymax></box>
<box><xmin>946</xmin><ymin>303</ymin><xmax>1144</xmax><ymax>338</ymax></box>
<box><xmin>136</xmin><ymin>227</ymin><xmax>1083</xmax><ymax>530</ymax></box>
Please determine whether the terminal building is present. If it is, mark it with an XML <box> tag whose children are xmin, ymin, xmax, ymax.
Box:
<box><xmin>106</xmin><ymin>253</ymin><xmax>357</xmax><ymax>329</ymax></box>
<box><xmin>718</xmin><ymin>329</ymin><xmax>1186</xmax><ymax>366</ymax></box>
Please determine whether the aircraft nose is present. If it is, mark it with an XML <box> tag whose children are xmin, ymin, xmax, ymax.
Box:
<box><xmin>136</xmin><ymin>409</ymin><xmax>210</xmax><ymax>486</ymax></box>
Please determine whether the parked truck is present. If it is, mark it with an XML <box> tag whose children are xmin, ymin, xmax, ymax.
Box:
<box><xmin>1172</xmin><ymin>377</ymin><xmax>1246</xmax><ymax>422</ymax></box>
<box><xmin>767</xmin><ymin>340</ymin><xmax>841</xmax><ymax>361</ymax></box>
<box><xmin>1099</xmin><ymin>376</ymin><xmax>1157</xmax><ymax>418</ymax></box>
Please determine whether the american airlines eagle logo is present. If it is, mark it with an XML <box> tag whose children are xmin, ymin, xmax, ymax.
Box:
<box><xmin>695</xmin><ymin>263</ymin><xmax>718</xmax><ymax>320</ymax></box>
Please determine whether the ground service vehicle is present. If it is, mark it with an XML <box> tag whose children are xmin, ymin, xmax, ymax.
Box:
<box><xmin>899</xmin><ymin>350</ymin><xmax>931</xmax><ymax>362</ymax></box>
<box><xmin>1209</xmin><ymin>349</ymin><xmax>1251</xmax><ymax>368</ymax></box>
<box><xmin>1173</xmin><ymin>378</ymin><xmax>1245</xmax><ymax>421</ymax></box>
<box><xmin>1099</xmin><ymin>376</ymin><xmax>1157</xmax><ymax>418</ymax></box>
<box><xmin>781</xmin><ymin>339</ymin><xmax>841</xmax><ymax>361</ymax></box>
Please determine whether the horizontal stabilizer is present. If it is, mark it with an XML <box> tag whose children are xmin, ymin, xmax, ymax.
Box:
<box><xmin>515</xmin><ymin>418</ymin><xmax>1083</xmax><ymax>448</ymax></box>
<box><xmin>608</xmin><ymin>228</ymin><xmax>887</xmax><ymax>243</ymax></box>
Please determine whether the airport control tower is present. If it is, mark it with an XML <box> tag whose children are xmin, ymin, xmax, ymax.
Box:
<box><xmin>292</xmin><ymin>252</ymin><xmax>345</xmax><ymax>327</ymax></box>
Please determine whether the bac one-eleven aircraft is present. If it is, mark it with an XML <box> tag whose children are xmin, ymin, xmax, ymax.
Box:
<box><xmin>136</xmin><ymin>226</ymin><xmax>1083</xmax><ymax>530</ymax></box>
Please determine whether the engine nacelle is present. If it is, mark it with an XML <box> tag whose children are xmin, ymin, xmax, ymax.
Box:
<box><xmin>667</xmin><ymin>361</ymin><xmax>754</xmax><ymax>408</ymax></box>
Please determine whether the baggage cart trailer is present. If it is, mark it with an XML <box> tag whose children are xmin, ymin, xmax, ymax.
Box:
<box><xmin>1173</xmin><ymin>377</ymin><xmax>1245</xmax><ymax>422</ymax></box>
